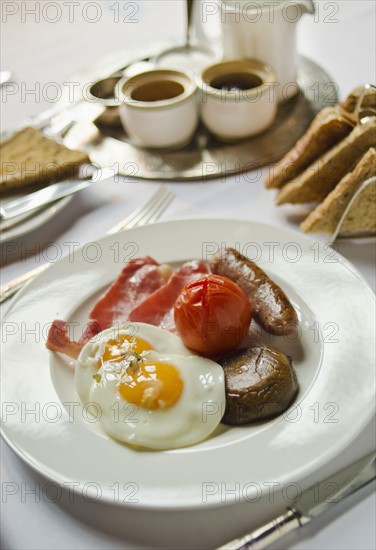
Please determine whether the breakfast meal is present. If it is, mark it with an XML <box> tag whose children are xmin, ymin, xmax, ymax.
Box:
<box><xmin>0</xmin><ymin>127</ymin><xmax>90</xmax><ymax>192</ymax></box>
<box><xmin>265</xmin><ymin>85</ymin><xmax>376</xmax><ymax>234</ymax></box>
<box><xmin>46</xmin><ymin>248</ymin><xmax>300</xmax><ymax>450</ymax></box>
<box><xmin>10</xmin><ymin>23</ymin><xmax>372</xmax><ymax>456</ymax></box>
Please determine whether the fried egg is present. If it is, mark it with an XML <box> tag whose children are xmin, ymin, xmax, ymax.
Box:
<box><xmin>75</xmin><ymin>323</ymin><xmax>226</xmax><ymax>450</ymax></box>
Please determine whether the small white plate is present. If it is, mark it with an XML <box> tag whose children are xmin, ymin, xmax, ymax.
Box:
<box><xmin>1</xmin><ymin>219</ymin><xmax>375</xmax><ymax>509</ymax></box>
<box><xmin>0</xmin><ymin>195</ymin><xmax>72</xmax><ymax>243</ymax></box>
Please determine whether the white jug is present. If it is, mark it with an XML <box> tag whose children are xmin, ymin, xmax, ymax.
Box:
<box><xmin>192</xmin><ymin>0</ymin><xmax>315</xmax><ymax>101</ymax></box>
<box><xmin>221</xmin><ymin>0</ymin><xmax>315</xmax><ymax>100</ymax></box>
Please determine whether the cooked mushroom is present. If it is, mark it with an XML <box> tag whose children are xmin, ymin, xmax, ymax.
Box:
<box><xmin>220</xmin><ymin>346</ymin><xmax>298</xmax><ymax>425</ymax></box>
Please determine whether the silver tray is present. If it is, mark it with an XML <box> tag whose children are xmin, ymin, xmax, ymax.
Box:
<box><xmin>62</xmin><ymin>49</ymin><xmax>338</xmax><ymax>181</ymax></box>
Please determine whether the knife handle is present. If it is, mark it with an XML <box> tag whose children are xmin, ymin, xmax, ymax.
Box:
<box><xmin>217</xmin><ymin>508</ymin><xmax>302</xmax><ymax>550</ymax></box>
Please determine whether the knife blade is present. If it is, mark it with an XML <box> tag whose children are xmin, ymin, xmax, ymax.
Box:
<box><xmin>217</xmin><ymin>452</ymin><xmax>375</xmax><ymax>550</ymax></box>
<box><xmin>0</xmin><ymin>166</ymin><xmax>115</xmax><ymax>220</ymax></box>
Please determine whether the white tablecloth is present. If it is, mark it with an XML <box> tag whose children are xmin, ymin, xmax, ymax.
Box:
<box><xmin>1</xmin><ymin>1</ymin><xmax>375</xmax><ymax>549</ymax></box>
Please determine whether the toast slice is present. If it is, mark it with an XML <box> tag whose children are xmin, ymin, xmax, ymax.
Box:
<box><xmin>301</xmin><ymin>148</ymin><xmax>376</xmax><ymax>233</ymax></box>
<box><xmin>265</xmin><ymin>107</ymin><xmax>353</xmax><ymax>189</ymax></box>
<box><xmin>339</xmin><ymin>178</ymin><xmax>376</xmax><ymax>233</ymax></box>
<box><xmin>0</xmin><ymin>127</ymin><xmax>90</xmax><ymax>192</ymax></box>
<box><xmin>276</xmin><ymin>118</ymin><xmax>376</xmax><ymax>205</ymax></box>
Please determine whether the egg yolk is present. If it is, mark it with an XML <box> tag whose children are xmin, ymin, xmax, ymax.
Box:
<box><xmin>101</xmin><ymin>335</ymin><xmax>153</xmax><ymax>363</ymax></box>
<box><xmin>119</xmin><ymin>361</ymin><xmax>183</xmax><ymax>410</ymax></box>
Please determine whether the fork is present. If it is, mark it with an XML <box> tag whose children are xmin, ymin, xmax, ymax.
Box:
<box><xmin>0</xmin><ymin>186</ymin><xmax>174</xmax><ymax>304</ymax></box>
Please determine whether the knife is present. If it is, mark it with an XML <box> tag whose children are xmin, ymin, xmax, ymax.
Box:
<box><xmin>0</xmin><ymin>166</ymin><xmax>115</xmax><ymax>220</ymax></box>
<box><xmin>217</xmin><ymin>452</ymin><xmax>375</xmax><ymax>550</ymax></box>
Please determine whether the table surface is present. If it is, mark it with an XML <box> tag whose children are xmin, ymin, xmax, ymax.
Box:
<box><xmin>1</xmin><ymin>1</ymin><xmax>375</xmax><ymax>549</ymax></box>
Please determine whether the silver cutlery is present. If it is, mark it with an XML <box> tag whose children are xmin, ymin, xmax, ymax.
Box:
<box><xmin>0</xmin><ymin>186</ymin><xmax>174</xmax><ymax>303</ymax></box>
<box><xmin>0</xmin><ymin>166</ymin><xmax>115</xmax><ymax>221</ymax></box>
<box><xmin>217</xmin><ymin>452</ymin><xmax>375</xmax><ymax>550</ymax></box>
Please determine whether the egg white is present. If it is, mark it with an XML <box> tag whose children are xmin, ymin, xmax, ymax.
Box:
<box><xmin>75</xmin><ymin>323</ymin><xmax>226</xmax><ymax>450</ymax></box>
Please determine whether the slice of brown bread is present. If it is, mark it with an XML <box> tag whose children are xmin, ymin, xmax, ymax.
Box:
<box><xmin>276</xmin><ymin>118</ymin><xmax>376</xmax><ymax>205</ymax></box>
<box><xmin>301</xmin><ymin>148</ymin><xmax>376</xmax><ymax>233</ymax></box>
<box><xmin>340</xmin><ymin>179</ymin><xmax>376</xmax><ymax>233</ymax></box>
<box><xmin>0</xmin><ymin>127</ymin><xmax>90</xmax><ymax>192</ymax></box>
<box><xmin>265</xmin><ymin>107</ymin><xmax>353</xmax><ymax>189</ymax></box>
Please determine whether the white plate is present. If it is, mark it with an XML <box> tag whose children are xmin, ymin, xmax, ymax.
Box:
<box><xmin>0</xmin><ymin>195</ymin><xmax>72</xmax><ymax>243</ymax></box>
<box><xmin>1</xmin><ymin>219</ymin><xmax>375</xmax><ymax>509</ymax></box>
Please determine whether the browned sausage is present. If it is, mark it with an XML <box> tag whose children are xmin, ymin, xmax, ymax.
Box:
<box><xmin>210</xmin><ymin>248</ymin><xmax>298</xmax><ymax>335</ymax></box>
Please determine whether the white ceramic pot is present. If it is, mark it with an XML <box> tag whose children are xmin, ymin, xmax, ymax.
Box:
<box><xmin>116</xmin><ymin>69</ymin><xmax>199</xmax><ymax>149</ymax></box>
<box><xmin>198</xmin><ymin>59</ymin><xmax>277</xmax><ymax>142</ymax></box>
<box><xmin>220</xmin><ymin>0</ymin><xmax>315</xmax><ymax>101</ymax></box>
